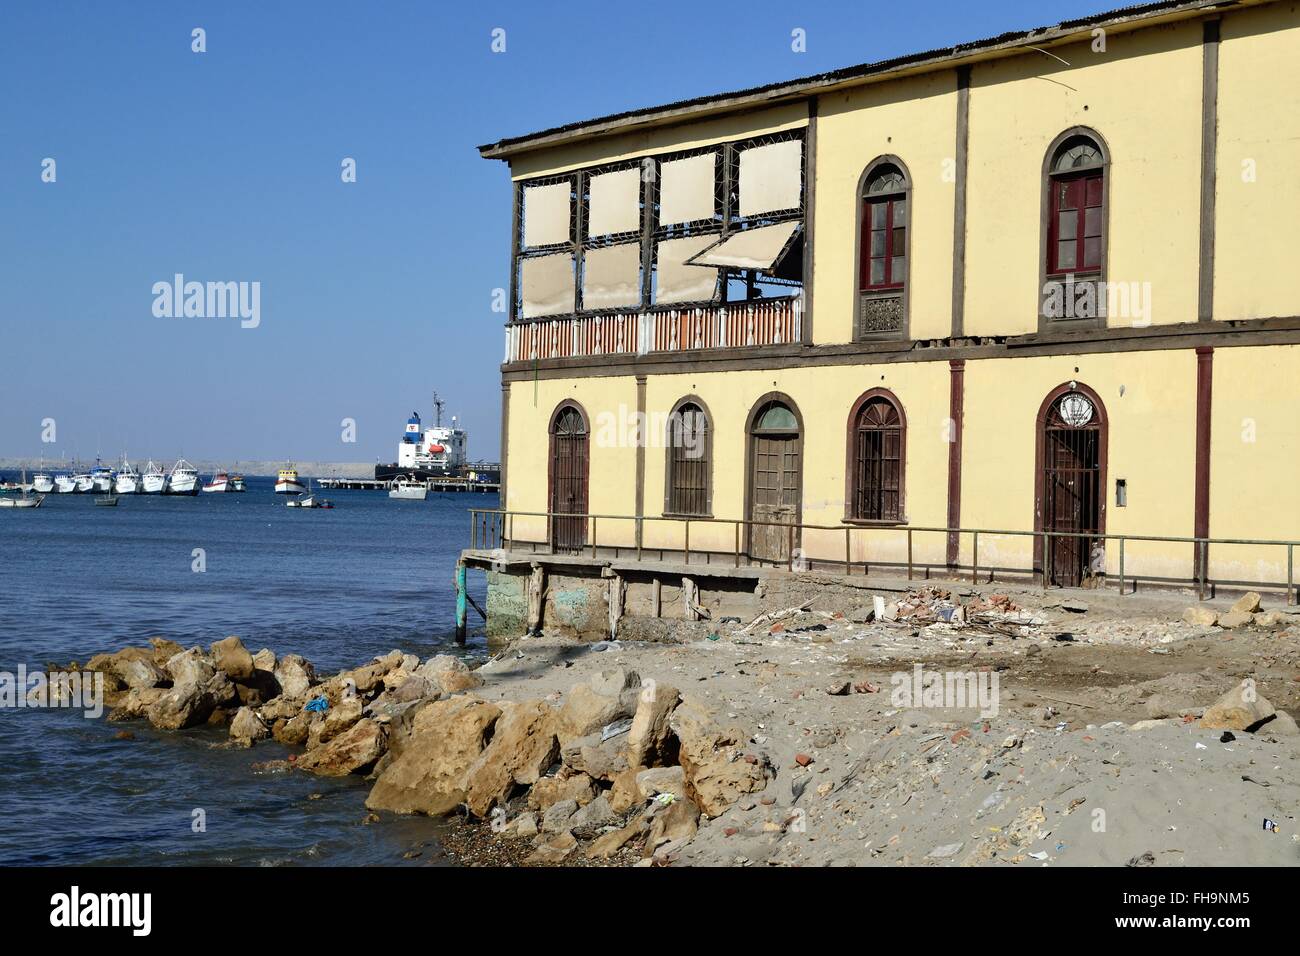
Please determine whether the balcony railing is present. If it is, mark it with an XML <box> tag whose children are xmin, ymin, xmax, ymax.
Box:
<box><xmin>504</xmin><ymin>296</ymin><xmax>802</xmax><ymax>363</ymax></box>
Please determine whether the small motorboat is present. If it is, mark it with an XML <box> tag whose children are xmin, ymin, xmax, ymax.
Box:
<box><xmin>388</xmin><ymin>476</ymin><xmax>428</xmax><ymax>501</ymax></box>
<box><xmin>287</xmin><ymin>481</ymin><xmax>332</xmax><ymax>509</ymax></box>
<box><xmin>230</xmin><ymin>474</ymin><xmax>246</xmax><ymax>492</ymax></box>
<box><xmin>202</xmin><ymin>471</ymin><xmax>232</xmax><ymax>493</ymax></box>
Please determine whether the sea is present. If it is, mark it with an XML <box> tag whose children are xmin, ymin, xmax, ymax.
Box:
<box><xmin>0</xmin><ymin>474</ymin><xmax>494</xmax><ymax>866</ymax></box>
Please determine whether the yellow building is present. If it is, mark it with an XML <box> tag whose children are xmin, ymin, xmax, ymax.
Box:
<box><xmin>478</xmin><ymin>0</ymin><xmax>1300</xmax><ymax>595</ymax></box>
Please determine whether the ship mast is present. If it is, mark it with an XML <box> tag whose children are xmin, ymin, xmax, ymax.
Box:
<box><xmin>433</xmin><ymin>391</ymin><xmax>445</xmax><ymax>428</ymax></box>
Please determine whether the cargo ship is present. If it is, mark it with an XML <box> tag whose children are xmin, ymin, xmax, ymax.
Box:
<box><xmin>374</xmin><ymin>393</ymin><xmax>499</xmax><ymax>485</ymax></box>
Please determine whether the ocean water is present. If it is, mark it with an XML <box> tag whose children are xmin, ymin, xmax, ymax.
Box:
<box><xmin>0</xmin><ymin>475</ymin><xmax>495</xmax><ymax>866</ymax></box>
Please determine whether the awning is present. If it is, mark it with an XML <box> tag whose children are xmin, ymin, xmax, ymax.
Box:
<box><xmin>684</xmin><ymin>221</ymin><xmax>802</xmax><ymax>273</ymax></box>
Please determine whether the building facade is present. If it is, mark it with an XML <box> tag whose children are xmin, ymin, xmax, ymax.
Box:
<box><xmin>479</xmin><ymin>0</ymin><xmax>1300</xmax><ymax>592</ymax></box>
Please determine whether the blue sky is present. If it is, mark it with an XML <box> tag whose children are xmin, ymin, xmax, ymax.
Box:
<box><xmin>2</xmin><ymin>0</ymin><xmax>1103</xmax><ymax>467</ymax></box>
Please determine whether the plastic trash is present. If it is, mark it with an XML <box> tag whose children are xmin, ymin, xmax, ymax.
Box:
<box><xmin>304</xmin><ymin>695</ymin><xmax>329</xmax><ymax>714</ymax></box>
<box><xmin>1263</xmin><ymin>818</ymin><xmax>1280</xmax><ymax>833</ymax></box>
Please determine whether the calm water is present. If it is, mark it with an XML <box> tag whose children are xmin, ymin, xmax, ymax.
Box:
<box><xmin>0</xmin><ymin>475</ymin><xmax>495</xmax><ymax>866</ymax></box>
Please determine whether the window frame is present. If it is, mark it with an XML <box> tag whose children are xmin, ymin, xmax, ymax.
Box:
<box><xmin>662</xmin><ymin>395</ymin><xmax>714</xmax><ymax>518</ymax></box>
<box><xmin>843</xmin><ymin>388</ymin><xmax>908</xmax><ymax>525</ymax></box>
<box><xmin>1038</xmin><ymin>127</ymin><xmax>1110</xmax><ymax>331</ymax></box>
<box><xmin>854</xmin><ymin>155</ymin><xmax>912</xmax><ymax>341</ymax></box>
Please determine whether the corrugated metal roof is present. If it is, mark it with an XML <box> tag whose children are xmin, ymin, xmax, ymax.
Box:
<box><xmin>479</xmin><ymin>0</ymin><xmax>1242</xmax><ymax>159</ymax></box>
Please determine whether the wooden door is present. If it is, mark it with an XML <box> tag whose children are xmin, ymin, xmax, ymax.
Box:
<box><xmin>550</xmin><ymin>406</ymin><xmax>588</xmax><ymax>554</ymax></box>
<box><xmin>1042</xmin><ymin>395</ymin><xmax>1101</xmax><ymax>587</ymax></box>
<box><xmin>748</xmin><ymin>401</ymin><xmax>800</xmax><ymax>564</ymax></box>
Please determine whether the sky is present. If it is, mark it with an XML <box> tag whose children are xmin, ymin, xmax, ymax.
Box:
<box><xmin>1</xmin><ymin>0</ymin><xmax>1106</xmax><ymax>467</ymax></box>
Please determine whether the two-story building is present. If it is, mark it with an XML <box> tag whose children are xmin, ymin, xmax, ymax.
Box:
<box><xmin>478</xmin><ymin>0</ymin><xmax>1300</xmax><ymax>594</ymax></box>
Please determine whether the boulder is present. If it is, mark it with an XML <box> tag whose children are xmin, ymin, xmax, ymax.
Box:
<box><xmin>560</xmin><ymin>731</ymin><xmax>630</xmax><ymax>782</ymax></box>
<box><xmin>1232</xmin><ymin>591</ymin><xmax>1263</xmax><ymax>614</ymax></box>
<box><xmin>1254</xmin><ymin>611</ymin><xmax>1287</xmax><ymax>629</ymax></box>
<box><xmin>148</xmin><ymin>638</ymin><xmax>185</xmax><ymax>666</ymax></box>
<box><xmin>230</xmin><ymin>706</ymin><xmax>270</xmax><ymax>743</ymax></box>
<box><xmin>504</xmin><ymin>812</ymin><xmax>539</xmax><ymax>838</ymax></box>
<box><xmin>590</xmin><ymin>667</ymin><xmax>640</xmax><ymax>698</ymax></box>
<box><xmin>307</xmin><ymin>697</ymin><xmax>364</xmax><ymax>749</ymax></box>
<box><xmin>668</xmin><ymin>697</ymin><xmax>769</xmax><ymax>817</ymax></box>
<box><xmin>1182</xmin><ymin>606</ymin><xmax>1218</xmax><ymax>627</ymax></box>
<box><xmin>233</xmin><ymin>669</ymin><xmax>281</xmax><ymax>706</ymax></box>
<box><xmin>1200</xmin><ymin>681</ymin><xmax>1276</xmax><ymax>731</ymax></box>
<box><xmin>252</xmin><ymin>648</ymin><xmax>276</xmax><ymax>672</ymax></box>
<box><xmin>204</xmin><ymin>672</ymin><xmax>239</xmax><ymax>710</ymax></box>
<box><xmin>644</xmin><ymin>797</ymin><xmax>699</xmax><ymax>855</ymax></box>
<box><xmin>636</xmin><ymin>765</ymin><xmax>687</xmax><ymax>801</ymax></box>
<box><xmin>528</xmin><ymin>772</ymin><xmax>598</xmax><ymax>811</ymax></box>
<box><xmin>390</xmin><ymin>674</ymin><xmax>438</xmax><ymax>704</ymax></box>
<box><xmin>274</xmin><ymin>654</ymin><xmax>317</xmax><ymax>699</ymax></box>
<box><xmin>272</xmin><ymin>712</ymin><xmax>312</xmax><ymax>745</ymax></box>
<box><xmin>569</xmin><ymin>794</ymin><xmax>617</xmax><ymax>833</ymax></box>
<box><xmin>146</xmin><ymin>681</ymin><xmax>216</xmax><ymax>730</ymax></box>
<box><xmin>416</xmin><ymin>655</ymin><xmax>483</xmax><ymax>695</ymax></box>
<box><xmin>297</xmin><ymin>719</ymin><xmax>387</xmax><ymax>776</ymax></box>
<box><xmin>1264</xmin><ymin>710</ymin><xmax>1299</xmax><ymax>736</ymax></box>
<box><xmin>118</xmin><ymin>658</ymin><xmax>169</xmax><ymax>690</ymax></box>
<box><xmin>556</xmin><ymin>684</ymin><xmax>632</xmax><ymax>744</ymax></box>
<box><xmin>165</xmin><ymin>648</ymin><xmax>216</xmax><ymax>686</ymax></box>
<box><xmin>540</xmin><ymin>799</ymin><xmax>578</xmax><ymax>834</ymax></box>
<box><xmin>626</xmin><ymin>682</ymin><xmax>681</xmax><ymax>767</ymax></box>
<box><xmin>586</xmin><ymin>817</ymin><xmax>646</xmax><ymax>860</ymax></box>
<box><xmin>365</xmin><ymin>696</ymin><xmax>501</xmax><ymax>815</ymax></box>
<box><xmin>525</xmin><ymin>831</ymin><xmax>576</xmax><ymax>865</ymax></box>
<box><xmin>210</xmin><ymin>636</ymin><xmax>255</xmax><ymax>681</ymax></box>
<box><xmin>608</xmin><ymin>766</ymin><xmax>646</xmax><ymax>814</ymax></box>
<box><xmin>108</xmin><ymin>686</ymin><xmax>166</xmax><ymax>721</ymax></box>
<box><xmin>1144</xmin><ymin>693</ymin><xmax>1200</xmax><ymax>720</ymax></box>
<box><xmin>463</xmin><ymin>700</ymin><xmax>560</xmax><ymax>818</ymax></box>
<box><xmin>1218</xmin><ymin>610</ymin><xmax>1254</xmax><ymax>629</ymax></box>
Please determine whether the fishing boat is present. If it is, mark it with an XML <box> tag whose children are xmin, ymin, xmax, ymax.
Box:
<box><xmin>90</xmin><ymin>460</ymin><xmax>114</xmax><ymax>493</ymax></box>
<box><xmin>73</xmin><ymin>469</ymin><xmax>95</xmax><ymax>493</ymax></box>
<box><xmin>286</xmin><ymin>480</ymin><xmax>333</xmax><ymax>509</ymax></box>
<box><xmin>55</xmin><ymin>473</ymin><xmax>77</xmax><ymax>494</ymax></box>
<box><xmin>388</xmin><ymin>476</ymin><xmax>428</xmax><ymax>501</ymax></box>
<box><xmin>230</xmin><ymin>474</ymin><xmax>246</xmax><ymax>492</ymax></box>
<box><xmin>31</xmin><ymin>468</ymin><xmax>54</xmax><ymax>494</ymax></box>
<box><xmin>140</xmin><ymin>460</ymin><xmax>167</xmax><ymax>494</ymax></box>
<box><xmin>114</xmin><ymin>459</ymin><xmax>141</xmax><ymax>494</ymax></box>
<box><xmin>275</xmin><ymin>465</ymin><xmax>306</xmax><ymax>495</ymax></box>
<box><xmin>202</xmin><ymin>471</ymin><xmax>232</xmax><ymax>493</ymax></box>
<box><xmin>0</xmin><ymin>471</ymin><xmax>44</xmax><ymax>509</ymax></box>
<box><xmin>165</xmin><ymin>459</ymin><xmax>200</xmax><ymax>495</ymax></box>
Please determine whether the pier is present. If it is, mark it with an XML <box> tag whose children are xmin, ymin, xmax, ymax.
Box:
<box><xmin>316</xmin><ymin>476</ymin><xmax>499</xmax><ymax>493</ymax></box>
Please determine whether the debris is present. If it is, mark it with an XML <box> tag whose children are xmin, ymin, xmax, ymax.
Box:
<box><xmin>741</xmin><ymin>601</ymin><xmax>815</xmax><ymax>634</ymax></box>
<box><xmin>794</xmin><ymin>753</ymin><xmax>813</xmax><ymax>767</ymax></box>
<box><xmin>927</xmin><ymin>842</ymin><xmax>964</xmax><ymax>859</ymax></box>
<box><xmin>1263</xmin><ymin>818</ymin><xmax>1280</xmax><ymax>833</ymax></box>
<box><xmin>826</xmin><ymin>682</ymin><xmax>852</xmax><ymax>697</ymax></box>
<box><xmin>1127</xmin><ymin>851</ymin><xmax>1156</xmax><ymax>867</ymax></box>
<box><xmin>1219</xmin><ymin>731</ymin><xmax>1236</xmax><ymax>743</ymax></box>
<box><xmin>304</xmin><ymin>695</ymin><xmax>329</xmax><ymax>714</ymax></box>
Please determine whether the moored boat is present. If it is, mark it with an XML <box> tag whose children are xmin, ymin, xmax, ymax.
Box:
<box><xmin>114</xmin><ymin>458</ymin><xmax>141</xmax><ymax>494</ymax></box>
<box><xmin>32</xmin><ymin>469</ymin><xmax>54</xmax><ymax>494</ymax></box>
<box><xmin>388</xmin><ymin>476</ymin><xmax>428</xmax><ymax>501</ymax></box>
<box><xmin>140</xmin><ymin>460</ymin><xmax>167</xmax><ymax>494</ymax></box>
<box><xmin>202</xmin><ymin>471</ymin><xmax>232</xmax><ymax>493</ymax></box>
<box><xmin>90</xmin><ymin>460</ymin><xmax>114</xmax><ymax>493</ymax></box>
<box><xmin>275</xmin><ymin>465</ymin><xmax>306</xmax><ymax>495</ymax></box>
<box><xmin>165</xmin><ymin>459</ymin><xmax>200</xmax><ymax>495</ymax></box>
<box><xmin>55</xmin><ymin>473</ymin><xmax>77</xmax><ymax>494</ymax></box>
<box><xmin>0</xmin><ymin>470</ymin><xmax>45</xmax><ymax>509</ymax></box>
<box><xmin>230</xmin><ymin>474</ymin><xmax>246</xmax><ymax>492</ymax></box>
<box><xmin>73</xmin><ymin>469</ymin><xmax>94</xmax><ymax>493</ymax></box>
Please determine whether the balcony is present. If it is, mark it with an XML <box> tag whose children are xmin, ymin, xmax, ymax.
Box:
<box><xmin>504</xmin><ymin>296</ymin><xmax>803</xmax><ymax>363</ymax></box>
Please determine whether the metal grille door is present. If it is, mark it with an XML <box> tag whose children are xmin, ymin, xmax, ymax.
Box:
<box><xmin>1042</xmin><ymin>395</ymin><xmax>1101</xmax><ymax>587</ymax></box>
<box><xmin>550</xmin><ymin>407</ymin><xmax>588</xmax><ymax>554</ymax></box>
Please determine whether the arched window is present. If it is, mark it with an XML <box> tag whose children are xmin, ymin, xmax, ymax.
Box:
<box><xmin>857</xmin><ymin>158</ymin><xmax>910</xmax><ymax>338</ymax></box>
<box><xmin>846</xmin><ymin>390</ymin><xmax>905</xmax><ymax>522</ymax></box>
<box><xmin>1046</xmin><ymin>131</ymin><xmax>1106</xmax><ymax>277</ymax></box>
<box><xmin>664</xmin><ymin>398</ymin><xmax>711</xmax><ymax>516</ymax></box>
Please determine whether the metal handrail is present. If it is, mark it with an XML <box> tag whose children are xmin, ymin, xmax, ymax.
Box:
<box><xmin>466</xmin><ymin>508</ymin><xmax>1300</xmax><ymax>604</ymax></box>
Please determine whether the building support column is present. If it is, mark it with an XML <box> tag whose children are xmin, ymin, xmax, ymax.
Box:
<box><xmin>1194</xmin><ymin>347</ymin><xmax>1213</xmax><ymax>583</ymax></box>
<box><xmin>635</xmin><ymin>375</ymin><xmax>647</xmax><ymax>551</ymax></box>
<box><xmin>801</xmin><ymin>96</ymin><xmax>818</xmax><ymax>346</ymax></box>
<box><xmin>951</xmin><ymin>65</ymin><xmax>971</xmax><ymax>339</ymax></box>
<box><xmin>1198</xmin><ymin>18</ymin><xmax>1220</xmax><ymax>322</ymax></box>
<box><xmin>946</xmin><ymin>359</ymin><xmax>965</xmax><ymax>570</ymax></box>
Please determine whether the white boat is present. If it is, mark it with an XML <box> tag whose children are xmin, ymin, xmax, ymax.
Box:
<box><xmin>73</xmin><ymin>470</ymin><xmax>94</xmax><ymax>493</ymax></box>
<box><xmin>90</xmin><ymin>460</ymin><xmax>114</xmax><ymax>493</ymax></box>
<box><xmin>166</xmin><ymin>459</ymin><xmax>200</xmax><ymax>495</ymax></box>
<box><xmin>0</xmin><ymin>470</ymin><xmax>44</xmax><ymax>509</ymax></box>
<box><xmin>55</xmin><ymin>473</ymin><xmax>78</xmax><ymax>494</ymax></box>
<box><xmin>202</xmin><ymin>471</ymin><xmax>231</xmax><ymax>493</ymax></box>
<box><xmin>388</xmin><ymin>476</ymin><xmax>428</xmax><ymax>501</ymax></box>
<box><xmin>140</xmin><ymin>460</ymin><xmax>167</xmax><ymax>494</ymax></box>
<box><xmin>32</xmin><ymin>470</ymin><xmax>54</xmax><ymax>494</ymax></box>
<box><xmin>275</xmin><ymin>465</ymin><xmax>306</xmax><ymax>495</ymax></box>
<box><xmin>114</xmin><ymin>459</ymin><xmax>141</xmax><ymax>494</ymax></box>
<box><xmin>230</xmin><ymin>474</ymin><xmax>246</xmax><ymax>492</ymax></box>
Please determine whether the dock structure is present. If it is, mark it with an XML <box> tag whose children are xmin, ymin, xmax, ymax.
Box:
<box><xmin>316</xmin><ymin>476</ymin><xmax>500</xmax><ymax>493</ymax></box>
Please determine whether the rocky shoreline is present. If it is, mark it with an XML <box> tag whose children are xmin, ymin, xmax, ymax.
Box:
<box><xmin>61</xmin><ymin>584</ymin><xmax>1300</xmax><ymax>867</ymax></box>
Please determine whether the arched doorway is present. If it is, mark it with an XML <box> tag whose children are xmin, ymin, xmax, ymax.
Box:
<box><xmin>746</xmin><ymin>394</ymin><xmax>802</xmax><ymax>565</ymax></box>
<box><xmin>548</xmin><ymin>402</ymin><xmax>589</xmax><ymax>554</ymax></box>
<box><xmin>1035</xmin><ymin>383</ymin><xmax>1107</xmax><ymax>587</ymax></box>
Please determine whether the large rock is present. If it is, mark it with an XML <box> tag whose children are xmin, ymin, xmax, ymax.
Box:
<box><xmin>230</xmin><ymin>706</ymin><xmax>270</xmax><ymax>743</ymax></box>
<box><xmin>210</xmin><ymin>636</ymin><xmax>255</xmax><ymax>681</ymax></box>
<box><xmin>668</xmin><ymin>697</ymin><xmax>769</xmax><ymax>817</ymax></box>
<box><xmin>586</xmin><ymin>817</ymin><xmax>646</xmax><ymax>860</ymax></box>
<box><xmin>1182</xmin><ymin>606</ymin><xmax>1218</xmax><ymax>627</ymax></box>
<box><xmin>560</xmin><ymin>731</ymin><xmax>630</xmax><ymax>782</ymax></box>
<box><xmin>608</xmin><ymin>766</ymin><xmax>645</xmax><ymax>813</ymax></box>
<box><xmin>87</xmin><ymin>646</ymin><xmax>155</xmax><ymax>679</ymax></box>
<box><xmin>644</xmin><ymin>797</ymin><xmax>699</xmax><ymax>856</ymax></box>
<box><xmin>1218</xmin><ymin>610</ymin><xmax>1254</xmax><ymax>629</ymax></box>
<box><xmin>636</xmin><ymin>765</ymin><xmax>687</xmax><ymax>801</ymax></box>
<box><xmin>272</xmin><ymin>712</ymin><xmax>312</xmax><ymax>745</ymax></box>
<box><xmin>626</xmin><ymin>682</ymin><xmax>681</xmax><ymax>767</ymax></box>
<box><xmin>556</xmin><ymin>684</ymin><xmax>632</xmax><ymax>745</ymax></box>
<box><xmin>541</xmin><ymin>799</ymin><xmax>578</xmax><ymax>834</ymax></box>
<box><xmin>165</xmin><ymin>648</ymin><xmax>216</xmax><ymax>686</ymax></box>
<box><xmin>590</xmin><ymin>668</ymin><xmax>640</xmax><ymax>698</ymax></box>
<box><xmin>1200</xmin><ymin>681</ymin><xmax>1277</xmax><ymax>731</ymax></box>
<box><xmin>463</xmin><ymin>700</ymin><xmax>560</xmax><ymax>818</ymax></box>
<box><xmin>297</xmin><ymin>719</ymin><xmax>387</xmax><ymax>776</ymax></box>
<box><xmin>416</xmin><ymin>655</ymin><xmax>483</xmax><ymax>695</ymax></box>
<box><xmin>528</xmin><ymin>772</ymin><xmax>597</xmax><ymax>811</ymax></box>
<box><xmin>365</xmin><ymin>696</ymin><xmax>501</xmax><ymax>815</ymax></box>
<box><xmin>252</xmin><ymin>648</ymin><xmax>276</xmax><ymax>672</ymax></box>
<box><xmin>119</xmin><ymin>658</ymin><xmax>169</xmax><ymax>690</ymax></box>
<box><xmin>1265</xmin><ymin>710</ymin><xmax>1299</xmax><ymax>736</ymax></box>
<box><xmin>148</xmin><ymin>638</ymin><xmax>185</xmax><ymax>666</ymax></box>
<box><xmin>307</xmin><ymin>697</ymin><xmax>364</xmax><ymax>749</ymax></box>
<box><xmin>274</xmin><ymin>654</ymin><xmax>317</xmax><ymax>699</ymax></box>
<box><xmin>205</xmin><ymin>672</ymin><xmax>239</xmax><ymax>710</ymax></box>
<box><xmin>146</xmin><ymin>681</ymin><xmax>216</xmax><ymax>730</ymax></box>
<box><xmin>108</xmin><ymin>686</ymin><xmax>167</xmax><ymax>721</ymax></box>
<box><xmin>1232</xmin><ymin>591</ymin><xmax>1263</xmax><ymax>614</ymax></box>
<box><xmin>569</xmin><ymin>794</ymin><xmax>617</xmax><ymax>833</ymax></box>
